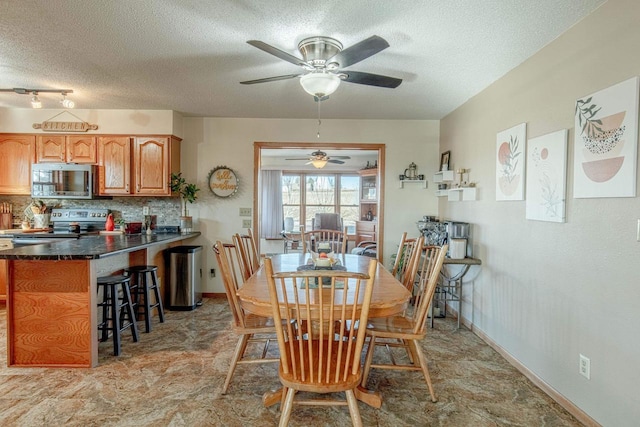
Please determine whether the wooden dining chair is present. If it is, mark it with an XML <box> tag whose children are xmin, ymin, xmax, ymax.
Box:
<box><xmin>391</xmin><ymin>233</ymin><xmax>424</xmax><ymax>293</ymax></box>
<box><xmin>264</xmin><ymin>256</ymin><xmax>377</xmax><ymax>427</ymax></box>
<box><xmin>213</xmin><ymin>241</ymin><xmax>279</xmax><ymax>394</ymax></box>
<box><xmin>301</xmin><ymin>227</ymin><xmax>348</xmax><ymax>255</ymax></box>
<box><xmin>360</xmin><ymin>244</ymin><xmax>448</xmax><ymax>403</ymax></box>
<box><xmin>233</xmin><ymin>228</ymin><xmax>260</xmax><ymax>281</ymax></box>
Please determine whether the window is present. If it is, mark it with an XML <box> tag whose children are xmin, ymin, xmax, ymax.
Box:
<box><xmin>282</xmin><ymin>173</ymin><xmax>360</xmax><ymax>234</ymax></box>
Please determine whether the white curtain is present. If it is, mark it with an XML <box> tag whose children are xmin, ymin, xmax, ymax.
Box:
<box><xmin>260</xmin><ymin>170</ymin><xmax>283</xmax><ymax>238</ymax></box>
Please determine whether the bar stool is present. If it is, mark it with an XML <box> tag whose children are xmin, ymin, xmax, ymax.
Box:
<box><xmin>124</xmin><ymin>265</ymin><xmax>165</xmax><ymax>332</ymax></box>
<box><xmin>97</xmin><ymin>275</ymin><xmax>139</xmax><ymax>356</ymax></box>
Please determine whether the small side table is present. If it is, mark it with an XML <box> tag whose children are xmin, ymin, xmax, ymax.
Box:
<box><xmin>432</xmin><ymin>256</ymin><xmax>482</xmax><ymax>329</ymax></box>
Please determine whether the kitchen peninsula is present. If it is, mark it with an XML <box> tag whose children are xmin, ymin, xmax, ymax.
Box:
<box><xmin>0</xmin><ymin>232</ymin><xmax>200</xmax><ymax>368</ymax></box>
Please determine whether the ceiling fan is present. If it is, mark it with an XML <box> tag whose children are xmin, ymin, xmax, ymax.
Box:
<box><xmin>285</xmin><ymin>150</ymin><xmax>351</xmax><ymax>168</ymax></box>
<box><xmin>240</xmin><ymin>35</ymin><xmax>402</xmax><ymax>100</ymax></box>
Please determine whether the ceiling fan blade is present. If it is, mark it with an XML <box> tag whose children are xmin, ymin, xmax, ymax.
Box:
<box><xmin>341</xmin><ymin>70</ymin><xmax>402</xmax><ymax>88</ymax></box>
<box><xmin>285</xmin><ymin>157</ymin><xmax>311</xmax><ymax>160</ymax></box>
<box><xmin>330</xmin><ymin>156</ymin><xmax>351</xmax><ymax>159</ymax></box>
<box><xmin>240</xmin><ymin>73</ymin><xmax>302</xmax><ymax>85</ymax></box>
<box><xmin>327</xmin><ymin>159</ymin><xmax>345</xmax><ymax>164</ymax></box>
<box><xmin>328</xmin><ymin>35</ymin><xmax>389</xmax><ymax>68</ymax></box>
<box><xmin>247</xmin><ymin>40</ymin><xmax>311</xmax><ymax>69</ymax></box>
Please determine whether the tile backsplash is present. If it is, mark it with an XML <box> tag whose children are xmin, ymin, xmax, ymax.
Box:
<box><xmin>0</xmin><ymin>196</ymin><xmax>182</xmax><ymax>228</ymax></box>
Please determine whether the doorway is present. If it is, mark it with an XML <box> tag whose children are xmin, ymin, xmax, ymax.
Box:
<box><xmin>253</xmin><ymin>141</ymin><xmax>385</xmax><ymax>260</ymax></box>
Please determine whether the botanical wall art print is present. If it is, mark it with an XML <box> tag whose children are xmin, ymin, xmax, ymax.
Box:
<box><xmin>573</xmin><ymin>76</ymin><xmax>639</xmax><ymax>198</ymax></box>
<box><xmin>496</xmin><ymin>123</ymin><xmax>527</xmax><ymax>201</ymax></box>
<box><xmin>526</xmin><ymin>129</ymin><xmax>567</xmax><ymax>222</ymax></box>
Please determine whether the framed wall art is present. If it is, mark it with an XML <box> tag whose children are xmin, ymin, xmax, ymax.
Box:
<box><xmin>573</xmin><ymin>76</ymin><xmax>639</xmax><ymax>198</ymax></box>
<box><xmin>496</xmin><ymin>123</ymin><xmax>527</xmax><ymax>201</ymax></box>
<box><xmin>526</xmin><ymin>129</ymin><xmax>567</xmax><ymax>222</ymax></box>
<box><xmin>440</xmin><ymin>151</ymin><xmax>450</xmax><ymax>171</ymax></box>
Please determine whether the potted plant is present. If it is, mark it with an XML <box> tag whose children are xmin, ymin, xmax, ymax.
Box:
<box><xmin>170</xmin><ymin>172</ymin><xmax>200</xmax><ymax>232</ymax></box>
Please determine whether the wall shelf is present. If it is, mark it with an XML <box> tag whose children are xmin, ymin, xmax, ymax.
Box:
<box><xmin>433</xmin><ymin>170</ymin><xmax>454</xmax><ymax>183</ymax></box>
<box><xmin>447</xmin><ymin>187</ymin><xmax>477</xmax><ymax>201</ymax></box>
<box><xmin>399</xmin><ymin>179</ymin><xmax>427</xmax><ymax>189</ymax></box>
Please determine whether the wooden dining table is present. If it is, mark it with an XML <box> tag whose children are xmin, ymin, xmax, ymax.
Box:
<box><xmin>236</xmin><ymin>252</ymin><xmax>411</xmax><ymax>408</ymax></box>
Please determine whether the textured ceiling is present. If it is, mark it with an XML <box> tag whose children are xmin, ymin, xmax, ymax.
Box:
<box><xmin>0</xmin><ymin>0</ymin><xmax>605</xmax><ymax>119</ymax></box>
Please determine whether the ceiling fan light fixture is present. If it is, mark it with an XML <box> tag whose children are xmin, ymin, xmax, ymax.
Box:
<box><xmin>311</xmin><ymin>159</ymin><xmax>328</xmax><ymax>169</ymax></box>
<box><xmin>300</xmin><ymin>72</ymin><xmax>341</xmax><ymax>98</ymax></box>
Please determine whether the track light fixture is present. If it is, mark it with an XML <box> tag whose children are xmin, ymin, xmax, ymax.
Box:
<box><xmin>30</xmin><ymin>92</ymin><xmax>42</xmax><ymax>109</ymax></box>
<box><xmin>0</xmin><ymin>87</ymin><xmax>74</xmax><ymax>108</ymax></box>
<box><xmin>60</xmin><ymin>92</ymin><xmax>75</xmax><ymax>108</ymax></box>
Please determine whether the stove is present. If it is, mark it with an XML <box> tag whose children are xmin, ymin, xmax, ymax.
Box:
<box><xmin>12</xmin><ymin>208</ymin><xmax>110</xmax><ymax>245</ymax></box>
<box><xmin>50</xmin><ymin>208</ymin><xmax>110</xmax><ymax>233</ymax></box>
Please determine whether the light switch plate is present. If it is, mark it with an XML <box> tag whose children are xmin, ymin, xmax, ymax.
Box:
<box><xmin>239</xmin><ymin>208</ymin><xmax>252</xmax><ymax>217</ymax></box>
<box><xmin>242</xmin><ymin>219</ymin><xmax>252</xmax><ymax>228</ymax></box>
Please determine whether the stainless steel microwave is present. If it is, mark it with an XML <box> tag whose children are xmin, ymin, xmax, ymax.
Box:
<box><xmin>31</xmin><ymin>163</ymin><xmax>98</xmax><ymax>199</ymax></box>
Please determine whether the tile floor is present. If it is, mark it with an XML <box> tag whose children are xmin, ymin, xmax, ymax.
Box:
<box><xmin>0</xmin><ymin>299</ymin><xmax>582</xmax><ymax>426</ymax></box>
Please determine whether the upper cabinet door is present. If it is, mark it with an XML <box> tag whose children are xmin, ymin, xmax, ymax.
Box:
<box><xmin>36</xmin><ymin>135</ymin><xmax>65</xmax><ymax>162</ymax></box>
<box><xmin>133</xmin><ymin>137</ymin><xmax>170</xmax><ymax>195</ymax></box>
<box><xmin>0</xmin><ymin>134</ymin><xmax>35</xmax><ymax>195</ymax></box>
<box><xmin>97</xmin><ymin>136</ymin><xmax>131</xmax><ymax>195</ymax></box>
<box><xmin>66</xmin><ymin>136</ymin><xmax>97</xmax><ymax>164</ymax></box>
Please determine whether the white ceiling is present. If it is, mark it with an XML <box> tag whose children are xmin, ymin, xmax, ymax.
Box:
<box><xmin>0</xmin><ymin>0</ymin><xmax>605</xmax><ymax>120</ymax></box>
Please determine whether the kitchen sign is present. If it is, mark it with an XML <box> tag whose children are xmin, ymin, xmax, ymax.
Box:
<box><xmin>33</xmin><ymin>121</ymin><xmax>98</xmax><ymax>132</ymax></box>
<box><xmin>208</xmin><ymin>166</ymin><xmax>239</xmax><ymax>198</ymax></box>
<box><xmin>32</xmin><ymin>111</ymin><xmax>98</xmax><ymax>132</ymax></box>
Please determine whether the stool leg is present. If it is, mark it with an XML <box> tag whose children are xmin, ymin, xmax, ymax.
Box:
<box><xmin>110</xmin><ymin>284</ymin><xmax>122</xmax><ymax>356</ymax></box>
<box><xmin>141</xmin><ymin>273</ymin><xmax>152</xmax><ymax>333</ymax></box>
<box><xmin>121</xmin><ymin>281</ymin><xmax>139</xmax><ymax>342</ymax></box>
<box><xmin>99</xmin><ymin>283</ymin><xmax>110</xmax><ymax>342</ymax></box>
<box><xmin>150</xmin><ymin>271</ymin><xmax>165</xmax><ymax>323</ymax></box>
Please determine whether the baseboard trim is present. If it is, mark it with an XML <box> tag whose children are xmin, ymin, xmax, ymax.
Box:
<box><xmin>202</xmin><ymin>292</ymin><xmax>226</xmax><ymax>299</ymax></box>
<box><xmin>466</xmin><ymin>320</ymin><xmax>600</xmax><ymax>427</ymax></box>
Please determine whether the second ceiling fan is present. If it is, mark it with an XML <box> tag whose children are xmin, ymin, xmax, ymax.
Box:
<box><xmin>285</xmin><ymin>150</ymin><xmax>351</xmax><ymax>168</ymax></box>
<box><xmin>241</xmin><ymin>35</ymin><xmax>402</xmax><ymax>100</ymax></box>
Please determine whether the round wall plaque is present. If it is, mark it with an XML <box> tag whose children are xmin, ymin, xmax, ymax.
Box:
<box><xmin>208</xmin><ymin>166</ymin><xmax>239</xmax><ymax>198</ymax></box>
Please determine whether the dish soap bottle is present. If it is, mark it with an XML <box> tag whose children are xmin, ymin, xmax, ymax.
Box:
<box><xmin>105</xmin><ymin>213</ymin><xmax>115</xmax><ymax>231</ymax></box>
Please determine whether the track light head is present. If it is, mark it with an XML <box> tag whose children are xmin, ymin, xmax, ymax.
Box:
<box><xmin>30</xmin><ymin>92</ymin><xmax>42</xmax><ymax>109</ymax></box>
<box><xmin>60</xmin><ymin>93</ymin><xmax>75</xmax><ymax>108</ymax></box>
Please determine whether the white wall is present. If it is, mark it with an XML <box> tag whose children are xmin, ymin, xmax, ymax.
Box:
<box><xmin>181</xmin><ymin>117</ymin><xmax>439</xmax><ymax>293</ymax></box>
<box><xmin>0</xmin><ymin>108</ymin><xmax>179</xmax><ymax>136</ymax></box>
<box><xmin>440</xmin><ymin>0</ymin><xmax>640</xmax><ymax>425</ymax></box>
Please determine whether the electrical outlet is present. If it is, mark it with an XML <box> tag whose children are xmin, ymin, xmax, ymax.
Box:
<box><xmin>143</xmin><ymin>206</ymin><xmax>150</xmax><ymax>215</ymax></box>
<box><xmin>210</xmin><ymin>268</ymin><xmax>216</xmax><ymax>278</ymax></box>
<box><xmin>242</xmin><ymin>219</ymin><xmax>252</xmax><ymax>228</ymax></box>
<box><xmin>239</xmin><ymin>208</ymin><xmax>252</xmax><ymax>217</ymax></box>
<box><xmin>579</xmin><ymin>354</ymin><xmax>590</xmax><ymax>379</ymax></box>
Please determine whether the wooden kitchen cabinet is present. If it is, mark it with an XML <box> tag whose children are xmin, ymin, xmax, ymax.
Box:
<box><xmin>97</xmin><ymin>135</ymin><xmax>180</xmax><ymax>196</ymax></box>
<box><xmin>0</xmin><ymin>134</ymin><xmax>35</xmax><ymax>195</ymax></box>
<box><xmin>134</xmin><ymin>137</ymin><xmax>170</xmax><ymax>195</ymax></box>
<box><xmin>98</xmin><ymin>136</ymin><xmax>132</xmax><ymax>195</ymax></box>
<box><xmin>37</xmin><ymin>135</ymin><xmax>97</xmax><ymax>164</ymax></box>
<box><xmin>0</xmin><ymin>259</ymin><xmax>6</xmax><ymax>302</ymax></box>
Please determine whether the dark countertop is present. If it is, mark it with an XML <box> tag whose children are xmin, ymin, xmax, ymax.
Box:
<box><xmin>0</xmin><ymin>232</ymin><xmax>201</xmax><ymax>260</ymax></box>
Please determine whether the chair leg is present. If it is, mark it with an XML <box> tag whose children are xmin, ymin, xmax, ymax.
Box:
<box><xmin>410</xmin><ymin>339</ymin><xmax>437</xmax><ymax>402</ymax></box>
<box><xmin>222</xmin><ymin>334</ymin><xmax>250</xmax><ymax>394</ymax></box>
<box><xmin>121</xmin><ymin>282</ymin><xmax>139</xmax><ymax>343</ymax></box>
<box><xmin>110</xmin><ymin>285</ymin><xmax>122</xmax><ymax>356</ymax></box>
<box><xmin>360</xmin><ymin>335</ymin><xmax>376</xmax><ymax>388</ymax></box>
<box><xmin>279</xmin><ymin>388</ymin><xmax>296</xmax><ymax>427</ymax></box>
<box><xmin>345</xmin><ymin>389</ymin><xmax>363</xmax><ymax>427</ymax></box>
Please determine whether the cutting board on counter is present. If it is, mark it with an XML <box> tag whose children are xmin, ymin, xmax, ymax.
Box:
<box><xmin>99</xmin><ymin>230</ymin><xmax>125</xmax><ymax>235</ymax></box>
<box><xmin>0</xmin><ymin>228</ymin><xmax>50</xmax><ymax>234</ymax></box>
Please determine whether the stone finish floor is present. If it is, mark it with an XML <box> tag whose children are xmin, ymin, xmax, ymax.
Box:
<box><xmin>0</xmin><ymin>299</ymin><xmax>582</xmax><ymax>426</ymax></box>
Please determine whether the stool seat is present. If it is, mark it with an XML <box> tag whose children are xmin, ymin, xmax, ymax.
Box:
<box><xmin>97</xmin><ymin>274</ymin><xmax>139</xmax><ymax>356</ymax></box>
<box><xmin>125</xmin><ymin>265</ymin><xmax>165</xmax><ymax>333</ymax></box>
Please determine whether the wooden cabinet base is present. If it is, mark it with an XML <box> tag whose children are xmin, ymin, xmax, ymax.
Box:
<box><xmin>7</xmin><ymin>259</ymin><xmax>98</xmax><ymax>368</ymax></box>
